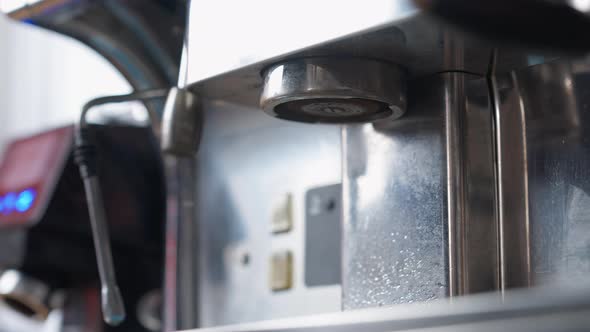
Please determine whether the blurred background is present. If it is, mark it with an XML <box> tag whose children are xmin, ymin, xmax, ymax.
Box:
<box><xmin>0</xmin><ymin>15</ymin><xmax>130</xmax><ymax>149</ymax></box>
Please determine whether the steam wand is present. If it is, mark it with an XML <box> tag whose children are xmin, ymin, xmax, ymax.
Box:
<box><xmin>74</xmin><ymin>89</ymin><xmax>168</xmax><ymax>326</ymax></box>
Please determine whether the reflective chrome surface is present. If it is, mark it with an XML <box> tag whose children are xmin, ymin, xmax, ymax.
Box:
<box><xmin>444</xmin><ymin>75</ymin><xmax>498</xmax><ymax>295</ymax></box>
<box><xmin>492</xmin><ymin>70</ymin><xmax>533</xmax><ymax>289</ymax></box>
<box><xmin>0</xmin><ymin>303</ymin><xmax>63</xmax><ymax>332</ymax></box>
<box><xmin>342</xmin><ymin>73</ymin><xmax>497</xmax><ymax>309</ymax></box>
<box><xmin>182</xmin><ymin>285</ymin><xmax>590</xmax><ymax>332</ymax></box>
<box><xmin>161</xmin><ymin>88</ymin><xmax>202</xmax><ymax>157</ymax></box>
<box><xmin>82</xmin><ymin>176</ymin><xmax>125</xmax><ymax>326</ymax></box>
<box><xmin>494</xmin><ymin>58</ymin><xmax>590</xmax><ymax>287</ymax></box>
<box><xmin>196</xmin><ymin>100</ymin><xmax>341</xmax><ymax>326</ymax></box>
<box><xmin>260</xmin><ymin>58</ymin><xmax>406</xmax><ymax>123</ymax></box>
<box><xmin>0</xmin><ymin>270</ymin><xmax>50</xmax><ymax>320</ymax></box>
<box><xmin>163</xmin><ymin>156</ymin><xmax>199</xmax><ymax>331</ymax></box>
<box><xmin>184</xmin><ymin>4</ymin><xmax>498</xmax><ymax>108</ymax></box>
<box><xmin>137</xmin><ymin>290</ymin><xmax>162</xmax><ymax>331</ymax></box>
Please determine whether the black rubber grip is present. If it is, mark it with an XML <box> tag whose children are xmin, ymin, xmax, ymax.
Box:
<box><xmin>74</xmin><ymin>143</ymin><xmax>98</xmax><ymax>178</ymax></box>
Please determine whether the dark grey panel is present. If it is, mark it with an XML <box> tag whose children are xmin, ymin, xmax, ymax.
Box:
<box><xmin>305</xmin><ymin>184</ymin><xmax>342</xmax><ymax>287</ymax></box>
<box><xmin>0</xmin><ymin>229</ymin><xmax>26</xmax><ymax>267</ymax></box>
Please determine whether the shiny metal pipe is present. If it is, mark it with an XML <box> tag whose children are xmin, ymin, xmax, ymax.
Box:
<box><xmin>75</xmin><ymin>88</ymin><xmax>169</xmax><ymax>325</ymax></box>
<box><xmin>81</xmin><ymin>176</ymin><xmax>125</xmax><ymax>326</ymax></box>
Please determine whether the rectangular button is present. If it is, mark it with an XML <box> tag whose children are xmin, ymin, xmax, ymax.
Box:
<box><xmin>271</xmin><ymin>193</ymin><xmax>293</xmax><ymax>234</ymax></box>
<box><xmin>270</xmin><ymin>251</ymin><xmax>293</xmax><ymax>291</ymax></box>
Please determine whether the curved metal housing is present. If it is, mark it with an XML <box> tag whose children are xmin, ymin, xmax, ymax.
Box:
<box><xmin>260</xmin><ymin>58</ymin><xmax>406</xmax><ymax>123</ymax></box>
<box><xmin>4</xmin><ymin>0</ymin><xmax>186</xmax><ymax>91</ymax></box>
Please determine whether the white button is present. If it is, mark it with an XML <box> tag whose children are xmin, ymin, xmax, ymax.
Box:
<box><xmin>271</xmin><ymin>193</ymin><xmax>293</xmax><ymax>234</ymax></box>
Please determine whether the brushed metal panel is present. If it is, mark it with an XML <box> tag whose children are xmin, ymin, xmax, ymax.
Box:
<box><xmin>196</xmin><ymin>101</ymin><xmax>341</xmax><ymax>326</ymax></box>
<box><xmin>180</xmin><ymin>285</ymin><xmax>590</xmax><ymax>332</ymax></box>
<box><xmin>494</xmin><ymin>59</ymin><xmax>590</xmax><ymax>287</ymax></box>
<box><xmin>342</xmin><ymin>73</ymin><xmax>497</xmax><ymax>309</ymax></box>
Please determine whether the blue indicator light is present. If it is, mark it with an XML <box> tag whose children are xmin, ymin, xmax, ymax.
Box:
<box><xmin>15</xmin><ymin>189</ymin><xmax>36</xmax><ymax>213</ymax></box>
<box><xmin>0</xmin><ymin>197</ymin><xmax>3</xmax><ymax>213</ymax></box>
<box><xmin>3</xmin><ymin>193</ymin><xmax>16</xmax><ymax>213</ymax></box>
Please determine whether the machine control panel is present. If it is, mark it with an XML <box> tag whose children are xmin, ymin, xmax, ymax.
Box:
<box><xmin>0</xmin><ymin>126</ymin><xmax>72</xmax><ymax>227</ymax></box>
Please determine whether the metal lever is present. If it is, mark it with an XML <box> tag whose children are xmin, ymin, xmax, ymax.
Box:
<box><xmin>161</xmin><ymin>87</ymin><xmax>201</xmax><ymax>157</ymax></box>
<box><xmin>74</xmin><ymin>89</ymin><xmax>168</xmax><ymax>326</ymax></box>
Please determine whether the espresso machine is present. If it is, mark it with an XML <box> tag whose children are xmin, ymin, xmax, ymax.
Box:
<box><xmin>2</xmin><ymin>0</ymin><xmax>590</xmax><ymax>331</ymax></box>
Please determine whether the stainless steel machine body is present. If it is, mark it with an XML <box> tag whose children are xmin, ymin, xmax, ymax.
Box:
<box><xmin>196</xmin><ymin>102</ymin><xmax>342</xmax><ymax>326</ymax></box>
<box><xmin>176</xmin><ymin>0</ymin><xmax>590</xmax><ymax>330</ymax></box>
<box><xmin>493</xmin><ymin>60</ymin><xmax>590</xmax><ymax>288</ymax></box>
<box><xmin>4</xmin><ymin>0</ymin><xmax>590</xmax><ymax>332</ymax></box>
